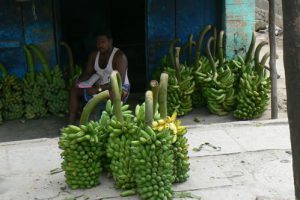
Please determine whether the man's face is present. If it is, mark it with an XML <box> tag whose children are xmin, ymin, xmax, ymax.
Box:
<box><xmin>96</xmin><ymin>35</ymin><xmax>112</xmax><ymax>53</ymax></box>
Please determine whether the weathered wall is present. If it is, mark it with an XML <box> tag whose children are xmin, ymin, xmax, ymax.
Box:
<box><xmin>255</xmin><ymin>0</ymin><xmax>283</xmax><ymax>29</ymax></box>
<box><xmin>224</xmin><ymin>0</ymin><xmax>255</xmax><ymax>58</ymax></box>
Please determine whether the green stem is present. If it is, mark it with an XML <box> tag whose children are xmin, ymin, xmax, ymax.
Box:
<box><xmin>150</xmin><ymin>80</ymin><xmax>159</xmax><ymax>114</ymax></box>
<box><xmin>111</xmin><ymin>70</ymin><xmax>123</xmax><ymax>123</ymax></box>
<box><xmin>195</xmin><ymin>25</ymin><xmax>212</xmax><ymax>65</ymax></box>
<box><xmin>217</xmin><ymin>30</ymin><xmax>224</xmax><ymax>66</ymax></box>
<box><xmin>188</xmin><ymin>34</ymin><xmax>195</xmax><ymax>66</ymax></box>
<box><xmin>0</xmin><ymin>63</ymin><xmax>7</xmax><ymax>78</ymax></box>
<box><xmin>60</xmin><ymin>41</ymin><xmax>74</xmax><ymax>78</ymax></box>
<box><xmin>255</xmin><ymin>41</ymin><xmax>269</xmax><ymax>73</ymax></box>
<box><xmin>206</xmin><ymin>37</ymin><xmax>217</xmax><ymax>75</ymax></box>
<box><xmin>145</xmin><ymin>90</ymin><xmax>153</xmax><ymax>126</ymax></box>
<box><xmin>159</xmin><ymin>73</ymin><xmax>169</xmax><ymax>119</ymax></box>
<box><xmin>80</xmin><ymin>90</ymin><xmax>110</xmax><ymax>125</ymax></box>
<box><xmin>169</xmin><ymin>38</ymin><xmax>180</xmax><ymax>67</ymax></box>
<box><xmin>259</xmin><ymin>52</ymin><xmax>270</xmax><ymax>82</ymax></box>
<box><xmin>212</xmin><ymin>26</ymin><xmax>217</xmax><ymax>58</ymax></box>
<box><xmin>29</xmin><ymin>44</ymin><xmax>51</xmax><ymax>82</ymax></box>
<box><xmin>245</xmin><ymin>32</ymin><xmax>256</xmax><ymax>64</ymax></box>
<box><xmin>23</xmin><ymin>46</ymin><xmax>35</xmax><ymax>82</ymax></box>
<box><xmin>175</xmin><ymin>47</ymin><xmax>181</xmax><ymax>81</ymax></box>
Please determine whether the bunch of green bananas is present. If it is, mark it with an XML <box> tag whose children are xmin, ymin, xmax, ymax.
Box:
<box><xmin>23</xmin><ymin>46</ymin><xmax>48</xmax><ymax>119</ymax></box>
<box><xmin>165</xmin><ymin>66</ymin><xmax>195</xmax><ymax>116</ymax></box>
<box><xmin>152</xmin><ymin>112</ymin><xmax>189</xmax><ymax>183</ymax></box>
<box><xmin>23</xmin><ymin>74</ymin><xmax>48</xmax><ymax>119</ymax></box>
<box><xmin>192</xmin><ymin>25</ymin><xmax>214</xmax><ymax>108</ymax></box>
<box><xmin>131</xmin><ymin>126</ymin><xmax>175</xmax><ymax>200</ymax></box>
<box><xmin>234</xmin><ymin>37</ymin><xmax>271</xmax><ymax>119</ymax></box>
<box><xmin>44</xmin><ymin>65</ymin><xmax>68</xmax><ymax>116</ymax></box>
<box><xmin>59</xmin><ymin>122</ymin><xmax>106</xmax><ymax>189</ymax></box>
<box><xmin>0</xmin><ymin>64</ymin><xmax>24</xmax><ymax>120</ymax></box>
<box><xmin>196</xmin><ymin>31</ymin><xmax>238</xmax><ymax>116</ymax></box>
<box><xmin>106</xmin><ymin>100</ymin><xmax>139</xmax><ymax>190</ymax></box>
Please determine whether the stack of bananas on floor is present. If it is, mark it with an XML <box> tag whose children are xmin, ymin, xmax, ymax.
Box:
<box><xmin>165</xmin><ymin>66</ymin><xmax>195</xmax><ymax>116</ymax></box>
<box><xmin>164</xmin><ymin>38</ymin><xmax>195</xmax><ymax>116</ymax></box>
<box><xmin>29</xmin><ymin>44</ymin><xmax>68</xmax><ymax>116</ymax></box>
<box><xmin>192</xmin><ymin>25</ymin><xmax>213</xmax><ymax>108</ymax></box>
<box><xmin>152</xmin><ymin>112</ymin><xmax>189</xmax><ymax>183</ymax></box>
<box><xmin>44</xmin><ymin>65</ymin><xmax>68</xmax><ymax>115</ymax></box>
<box><xmin>59</xmin><ymin>122</ymin><xmax>106</xmax><ymax>189</ymax></box>
<box><xmin>23</xmin><ymin>46</ymin><xmax>48</xmax><ymax>119</ymax></box>
<box><xmin>234</xmin><ymin>34</ymin><xmax>271</xmax><ymax>119</ymax></box>
<box><xmin>0</xmin><ymin>63</ymin><xmax>24</xmax><ymax>120</ymax></box>
<box><xmin>106</xmin><ymin>100</ymin><xmax>139</xmax><ymax>190</ymax></box>
<box><xmin>198</xmin><ymin>31</ymin><xmax>237</xmax><ymax>116</ymax></box>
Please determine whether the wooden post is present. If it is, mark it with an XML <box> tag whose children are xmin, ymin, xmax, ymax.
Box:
<box><xmin>269</xmin><ymin>0</ymin><xmax>278</xmax><ymax>119</ymax></box>
<box><xmin>282</xmin><ymin>0</ymin><xmax>300</xmax><ymax>199</ymax></box>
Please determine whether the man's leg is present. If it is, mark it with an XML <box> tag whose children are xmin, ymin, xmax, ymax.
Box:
<box><xmin>68</xmin><ymin>85</ymin><xmax>83</xmax><ymax>124</ymax></box>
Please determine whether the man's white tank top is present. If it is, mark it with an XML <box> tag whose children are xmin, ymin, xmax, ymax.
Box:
<box><xmin>94</xmin><ymin>47</ymin><xmax>130</xmax><ymax>85</ymax></box>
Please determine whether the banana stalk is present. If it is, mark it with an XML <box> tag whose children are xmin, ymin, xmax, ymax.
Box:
<box><xmin>159</xmin><ymin>73</ymin><xmax>169</xmax><ymax>119</ymax></box>
<box><xmin>195</xmin><ymin>25</ymin><xmax>212</xmax><ymax>65</ymax></box>
<box><xmin>79</xmin><ymin>90</ymin><xmax>110</xmax><ymax>125</ymax></box>
<box><xmin>217</xmin><ymin>30</ymin><xmax>224</xmax><ymax>66</ymax></box>
<box><xmin>0</xmin><ymin>63</ymin><xmax>7</xmax><ymax>78</ymax></box>
<box><xmin>169</xmin><ymin>38</ymin><xmax>180</xmax><ymax>68</ymax></box>
<box><xmin>150</xmin><ymin>80</ymin><xmax>159</xmax><ymax>115</ymax></box>
<box><xmin>111</xmin><ymin>70</ymin><xmax>123</xmax><ymax>123</ymax></box>
<box><xmin>175</xmin><ymin>47</ymin><xmax>181</xmax><ymax>82</ymax></box>
<box><xmin>28</xmin><ymin>44</ymin><xmax>51</xmax><ymax>82</ymax></box>
<box><xmin>145</xmin><ymin>91</ymin><xmax>153</xmax><ymax>126</ymax></box>
<box><xmin>245</xmin><ymin>32</ymin><xmax>256</xmax><ymax>65</ymax></box>
<box><xmin>23</xmin><ymin>46</ymin><xmax>35</xmax><ymax>82</ymax></box>
<box><xmin>60</xmin><ymin>41</ymin><xmax>74</xmax><ymax>78</ymax></box>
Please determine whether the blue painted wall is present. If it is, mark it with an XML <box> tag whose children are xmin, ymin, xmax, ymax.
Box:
<box><xmin>0</xmin><ymin>0</ymin><xmax>57</xmax><ymax>78</ymax></box>
<box><xmin>146</xmin><ymin>0</ymin><xmax>221</xmax><ymax>80</ymax></box>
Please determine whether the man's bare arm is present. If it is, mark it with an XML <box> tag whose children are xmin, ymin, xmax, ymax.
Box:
<box><xmin>78</xmin><ymin>52</ymin><xmax>96</xmax><ymax>82</ymax></box>
<box><xmin>112</xmin><ymin>50</ymin><xmax>128</xmax><ymax>84</ymax></box>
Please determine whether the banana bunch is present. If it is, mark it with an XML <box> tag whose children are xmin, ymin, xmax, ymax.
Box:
<box><xmin>23</xmin><ymin>74</ymin><xmax>48</xmax><ymax>119</ymax></box>
<box><xmin>0</xmin><ymin>66</ymin><xmax>24</xmax><ymax>120</ymax></box>
<box><xmin>44</xmin><ymin>65</ymin><xmax>68</xmax><ymax>116</ymax></box>
<box><xmin>131</xmin><ymin>126</ymin><xmax>175</xmax><ymax>200</ymax></box>
<box><xmin>165</xmin><ymin>66</ymin><xmax>195</xmax><ymax>116</ymax></box>
<box><xmin>106</xmin><ymin>101</ymin><xmax>139</xmax><ymax>190</ymax></box>
<box><xmin>234</xmin><ymin>70</ymin><xmax>270</xmax><ymax>119</ymax></box>
<box><xmin>23</xmin><ymin>46</ymin><xmax>48</xmax><ymax>119</ymax></box>
<box><xmin>197</xmin><ymin>32</ymin><xmax>237</xmax><ymax>116</ymax></box>
<box><xmin>152</xmin><ymin>112</ymin><xmax>189</xmax><ymax>183</ymax></box>
<box><xmin>59</xmin><ymin>122</ymin><xmax>105</xmax><ymax>189</ymax></box>
<box><xmin>234</xmin><ymin>39</ymin><xmax>271</xmax><ymax>119</ymax></box>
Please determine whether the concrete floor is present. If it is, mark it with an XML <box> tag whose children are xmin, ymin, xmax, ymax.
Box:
<box><xmin>0</xmin><ymin>119</ymin><xmax>294</xmax><ymax>200</ymax></box>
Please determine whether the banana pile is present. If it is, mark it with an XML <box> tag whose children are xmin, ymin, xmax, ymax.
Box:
<box><xmin>23</xmin><ymin>46</ymin><xmax>48</xmax><ymax>119</ymax></box>
<box><xmin>234</xmin><ymin>39</ymin><xmax>271</xmax><ymax>119</ymax></box>
<box><xmin>132</xmin><ymin>126</ymin><xmax>175</xmax><ymax>200</ymax></box>
<box><xmin>59</xmin><ymin>122</ymin><xmax>105</xmax><ymax>189</ymax></box>
<box><xmin>165</xmin><ymin>66</ymin><xmax>195</xmax><ymax>116</ymax></box>
<box><xmin>106</xmin><ymin>101</ymin><xmax>139</xmax><ymax>190</ymax></box>
<box><xmin>0</xmin><ymin>66</ymin><xmax>24</xmax><ymax>120</ymax></box>
<box><xmin>195</xmin><ymin>32</ymin><xmax>237</xmax><ymax>116</ymax></box>
<box><xmin>23</xmin><ymin>74</ymin><xmax>48</xmax><ymax>119</ymax></box>
<box><xmin>44</xmin><ymin>65</ymin><xmax>68</xmax><ymax>115</ymax></box>
<box><xmin>152</xmin><ymin>112</ymin><xmax>189</xmax><ymax>183</ymax></box>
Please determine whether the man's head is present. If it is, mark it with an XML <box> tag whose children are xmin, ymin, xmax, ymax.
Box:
<box><xmin>95</xmin><ymin>30</ymin><xmax>113</xmax><ymax>53</ymax></box>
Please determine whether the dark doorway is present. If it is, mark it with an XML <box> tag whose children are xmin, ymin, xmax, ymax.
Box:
<box><xmin>60</xmin><ymin>0</ymin><xmax>146</xmax><ymax>93</ymax></box>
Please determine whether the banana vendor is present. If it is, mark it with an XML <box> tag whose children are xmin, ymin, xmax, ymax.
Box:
<box><xmin>68</xmin><ymin>30</ymin><xmax>130</xmax><ymax>124</ymax></box>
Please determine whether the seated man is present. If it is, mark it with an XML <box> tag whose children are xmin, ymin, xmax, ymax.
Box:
<box><xmin>68</xmin><ymin>30</ymin><xmax>130</xmax><ymax>124</ymax></box>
